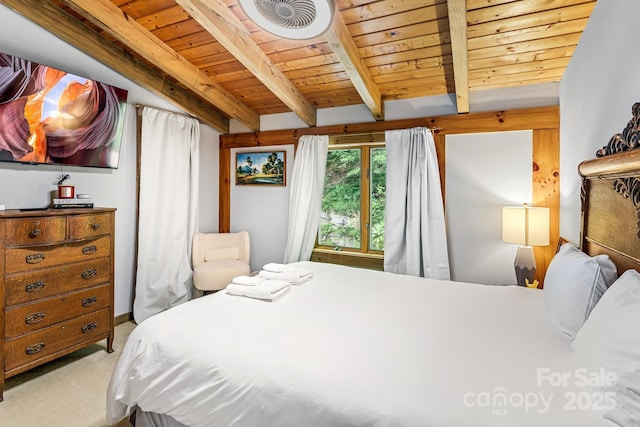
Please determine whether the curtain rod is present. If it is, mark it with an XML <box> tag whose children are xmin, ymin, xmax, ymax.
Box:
<box><xmin>327</xmin><ymin>126</ymin><xmax>443</xmax><ymax>138</ymax></box>
<box><xmin>134</xmin><ymin>103</ymin><xmax>203</xmax><ymax>123</ymax></box>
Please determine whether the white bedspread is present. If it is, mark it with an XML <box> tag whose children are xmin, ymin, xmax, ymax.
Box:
<box><xmin>107</xmin><ymin>262</ymin><xmax>608</xmax><ymax>427</ymax></box>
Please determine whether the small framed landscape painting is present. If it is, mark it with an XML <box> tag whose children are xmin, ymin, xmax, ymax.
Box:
<box><xmin>236</xmin><ymin>151</ymin><xmax>286</xmax><ymax>186</ymax></box>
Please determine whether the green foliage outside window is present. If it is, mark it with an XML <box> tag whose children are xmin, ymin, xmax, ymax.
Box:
<box><xmin>319</xmin><ymin>146</ymin><xmax>386</xmax><ymax>251</ymax></box>
<box><xmin>320</xmin><ymin>149</ymin><xmax>361</xmax><ymax>248</ymax></box>
<box><xmin>369</xmin><ymin>147</ymin><xmax>386</xmax><ymax>251</ymax></box>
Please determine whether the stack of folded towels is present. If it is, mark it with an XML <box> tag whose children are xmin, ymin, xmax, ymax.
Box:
<box><xmin>258</xmin><ymin>263</ymin><xmax>314</xmax><ymax>285</ymax></box>
<box><xmin>225</xmin><ymin>276</ymin><xmax>291</xmax><ymax>302</ymax></box>
<box><xmin>225</xmin><ymin>263</ymin><xmax>314</xmax><ymax>302</ymax></box>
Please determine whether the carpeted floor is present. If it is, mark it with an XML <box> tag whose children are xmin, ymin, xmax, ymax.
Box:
<box><xmin>0</xmin><ymin>321</ymin><xmax>137</xmax><ymax>427</ymax></box>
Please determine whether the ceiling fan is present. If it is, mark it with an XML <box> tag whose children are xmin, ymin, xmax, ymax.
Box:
<box><xmin>238</xmin><ymin>0</ymin><xmax>335</xmax><ymax>40</ymax></box>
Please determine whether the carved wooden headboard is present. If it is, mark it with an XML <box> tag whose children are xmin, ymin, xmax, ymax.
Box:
<box><xmin>578</xmin><ymin>102</ymin><xmax>640</xmax><ymax>275</ymax></box>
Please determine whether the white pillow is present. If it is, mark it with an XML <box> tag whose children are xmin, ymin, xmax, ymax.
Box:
<box><xmin>543</xmin><ymin>243</ymin><xmax>617</xmax><ymax>338</ymax></box>
<box><xmin>572</xmin><ymin>269</ymin><xmax>640</xmax><ymax>426</ymax></box>
<box><xmin>204</xmin><ymin>246</ymin><xmax>239</xmax><ymax>261</ymax></box>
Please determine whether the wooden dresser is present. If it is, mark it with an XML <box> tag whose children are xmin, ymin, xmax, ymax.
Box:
<box><xmin>0</xmin><ymin>208</ymin><xmax>115</xmax><ymax>401</ymax></box>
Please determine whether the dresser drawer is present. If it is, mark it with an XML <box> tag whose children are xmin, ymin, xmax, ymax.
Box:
<box><xmin>5</xmin><ymin>217</ymin><xmax>66</xmax><ymax>246</ymax></box>
<box><xmin>68</xmin><ymin>213</ymin><xmax>112</xmax><ymax>239</ymax></box>
<box><xmin>5</xmin><ymin>257</ymin><xmax>111</xmax><ymax>306</ymax></box>
<box><xmin>5</xmin><ymin>235</ymin><xmax>111</xmax><ymax>274</ymax></box>
<box><xmin>4</xmin><ymin>308</ymin><xmax>110</xmax><ymax>373</ymax></box>
<box><xmin>5</xmin><ymin>285</ymin><xmax>111</xmax><ymax>338</ymax></box>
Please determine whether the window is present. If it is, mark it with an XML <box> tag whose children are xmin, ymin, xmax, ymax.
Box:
<box><xmin>317</xmin><ymin>142</ymin><xmax>386</xmax><ymax>253</ymax></box>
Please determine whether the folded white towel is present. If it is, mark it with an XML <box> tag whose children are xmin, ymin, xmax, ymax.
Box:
<box><xmin>232</xmin><ymin>275</ymin><xmax>265</xmax><ymax>286</ymax></box>
<box><xmin>258</xmin><ymin>268</ymin><xmax>313</xmax><ymax>285</ymax></box>
<box><xmin>226</xmin><ymin>281</ymin><xmax>291</xmax><ymax>301</ymax></box>
<box><xmin>262</xmin><ymin>262</ymin><xmax>290</xmax><ymax>273</ymax></box>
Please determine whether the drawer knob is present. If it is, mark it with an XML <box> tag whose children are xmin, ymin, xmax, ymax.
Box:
<box><xmin>92</xmin><ymin>223</ymin><xmax>100</xmax><ymax>231</ymax></box>
<box><xmin>82</xmin><ymin>296</ymin><xmax>97</xmax><ymax>307</ymax></box>
<box><xmin>26</xmin><ymin>281</ymin><xmax>45</xmax><ymax>293</ymax></box>
<box><xmin>82</xmin><ymin>245</ymin><xmax>97</xmax><ymax>255</ymax></box>
<box><xmin>82</xmin><ymin>322</ymin><xmax>98</xmax><ymax>334</ymax></box>
<box><xmin>29</xmin><ymin>228</ymin><xmax>41</xmax><ymax>238</ymax></box>
<box><xmin>82</xmin><ymin>269</ymin><xmax>97</xmax><ymax>279</ymax></box>
<box><xmin>26</xmin><ymin>253</ymin><xmax>45</xmax><ymax>264</ymax></box>
<box><xmin>25</xmin><ymin>311</ymin><xmax>45</xmax><ymax>324</ymax></box>
<box><xmin>25</xmin><ymin>342</ymin><xmax>45</xmax><ymax>355</ymax></box>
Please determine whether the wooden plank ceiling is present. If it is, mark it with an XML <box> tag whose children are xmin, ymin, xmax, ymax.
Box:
<box><xmin>1</xmin><ymin>0</ymin><xmax>595</xmax><ymax>133</ymax></box>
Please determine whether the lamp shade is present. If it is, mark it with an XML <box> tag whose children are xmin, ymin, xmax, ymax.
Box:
<box><xmin>239</xmin><ymin>0</ymin><xmax>335</xmax><ymax>40</ymax></box>
<box><xmin>502</xmin><ymin>204</ymin><xmax>550</xmax><ymax>246</ymax></box>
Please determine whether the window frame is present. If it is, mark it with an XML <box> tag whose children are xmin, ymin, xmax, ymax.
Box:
<box><xmin>316</xmin><ymin>139</ymin><xmax>385</xmax><ymax>255</ymax></box>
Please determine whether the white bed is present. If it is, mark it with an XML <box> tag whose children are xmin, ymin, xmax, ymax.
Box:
<box><xmin>107</xmin><ymin>261</ymin><xmax>608</xmax><ymax>427</ymax></box>
<box><xmin>108</xmin><ymin>109</ymin><xmax>640</xmax><ymax>427</ymax></box>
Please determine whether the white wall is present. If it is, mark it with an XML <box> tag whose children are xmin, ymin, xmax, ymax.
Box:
<box><xmin>559</xmin><ymin>0</ymin><xmax>640</xmax><ymax>242</ymax></box>
<box><xmin>446</xmin><ymin>131</ymin><xmax>532</xmax><ymax>285</ymax></box>
<box><xmin>198</xmin><ymin>125</ymin><xmax>220</xmax><ymax>233</ymax></box>
<box><xmin>0</xmin><ymin>5</ymin><xmax>220</xmax><ymax>316</ymax></box>
<box><xmin>230</xmin><ymin>145</ymin><xmax>294</xmax><ymax>271</ymax></box>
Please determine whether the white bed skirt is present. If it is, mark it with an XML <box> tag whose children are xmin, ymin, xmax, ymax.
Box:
<box><xmin>132</xmin><ymin>407</ymin><xmax>186</xmax><ymax>427</ymax></box>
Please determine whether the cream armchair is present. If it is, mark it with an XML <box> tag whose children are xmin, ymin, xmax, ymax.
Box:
<box><xmin>192</xmin><ymin>231</ymin><xmax>251</xmax><ymax>292</ymax></box>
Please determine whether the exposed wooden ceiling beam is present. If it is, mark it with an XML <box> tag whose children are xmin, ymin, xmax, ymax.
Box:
<box><xmin>60</xmin><ymin>0</ymin><xmax>260</xmax><ymax>131</ymax></box>
<box><xmin>324</xmin><ymin>12</ymin><xmax>384</xmax><ymax>120</ymax></box>
<box><xmin>176</xmin><ymin>0</ymin><xmax>317</xmax><ymax>127</ymax></box>
<box><xmin>447</xmin><ymin>0</ymin><xmax>470</xmax><ymax>113</ymax></box>
<box><xmin>0</xmin><ymin>0</ymin><xmax>231</xmax><ymax>133</ymax></box>
<box><xmin>220</xmin><ymin>106</ymin><xmax>561</xmax><ymax>147</ymax></box>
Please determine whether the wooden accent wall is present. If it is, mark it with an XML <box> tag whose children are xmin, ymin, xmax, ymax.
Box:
<box><xmin>532</xmin><ymin>129</ymin><xmax>560</xmax><ymax>286</ymax></box>
<box><xmin>219</xmin><ymin>147</ymin><xmax>231</xmax><ymax>234</ymax></box>
<box><xmin>219</xmin><ymin>106</ymin><xmax>560</xmax><ymax>286</ymax></box>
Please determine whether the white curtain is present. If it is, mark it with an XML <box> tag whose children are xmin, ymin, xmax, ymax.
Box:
<box><xmin>283</xmin><ymin>135</ymin><xmax>328</xmax><ymax>263</ymax></box>
<box><xmin>134</xmin><ymin>107</ymin><xmax>200</xmax><ymax>323</ymax></box>
<box><xmin>384</xmin><ymin>127</ymin><xmax>450</xmax><ymax>279</ymax></box>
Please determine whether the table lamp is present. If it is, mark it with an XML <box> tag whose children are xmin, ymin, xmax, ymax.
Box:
<box><xmin>502</xmin><ymin>203</ymin><xmax>550</xmax><ymax>286</ymax></box>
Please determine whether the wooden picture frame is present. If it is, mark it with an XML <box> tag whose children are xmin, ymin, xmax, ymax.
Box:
<box><xmin>235</xmin><ymin>150</ymin><xmax>286</xmax><ymax>186</ymax></box>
